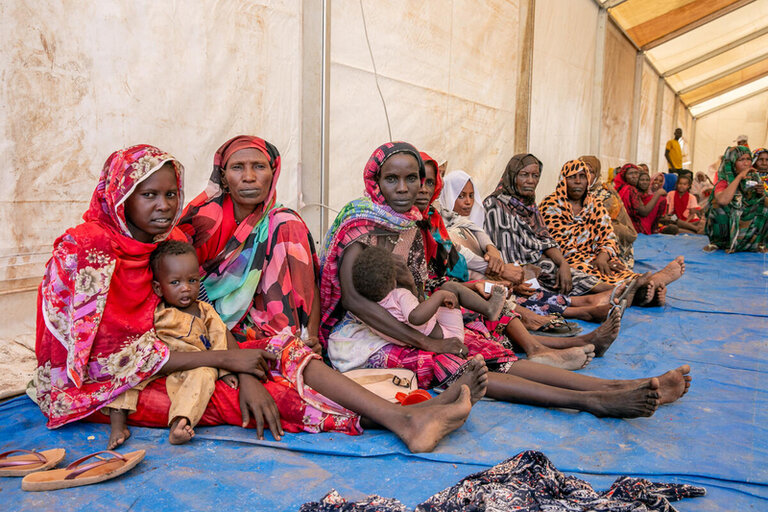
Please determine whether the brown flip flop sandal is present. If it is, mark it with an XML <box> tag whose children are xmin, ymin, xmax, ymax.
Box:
<box><xmin>0</xmin><ymin>449</ymin><xmax>66</xmax><ymax>477</ymax></box>
<box><xmin>21</xmin><ymin>450</ymin><xmax>145</xmax><ymax>491</ymax></box>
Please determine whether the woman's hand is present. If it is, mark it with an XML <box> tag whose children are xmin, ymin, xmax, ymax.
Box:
<box><xmin>500</xmin><ymin>263</ymin><xmax>524</xmax><ymax>285</ymax></box>
<box><xmin>593</xmin><ymin>251</ymin><xmax>613</xmax><ymax>276</ymax></box>
<box><xmin>303</xmin><ymin>336</ymin><xmax>323</xmax><ymax>356</ymax></box>
<box><xmin>432</xmin><ymin>337</ymin><xmax>468</xmax><ymax>357</ymax></box>
<box><xmin>484</xmin><ymin>251</ymin><xmax>505</xmax><ymax>277</ymax></box>
<box><xmin>238</xmin><ymin>374</ymin><xmax>284</xmax><ymax>441</ymax></box>
<box><xmin>556</xmin><ymin>263</ymin><xmax>573</xmax><ymax>295</ymax></box>
<box><xmin>224</xmin><ymin>349</ymin><xmax>276</xmax><ymax>380</ymax></box>
<box><xmin>513</xmin><ymin>282</ymin><xmax>536</xmax><ymax>297</ymax></box>
<box><xmin>655</xmin><ymin>188</ymin><xmax>667</xmax><ymax>196</ymax></box>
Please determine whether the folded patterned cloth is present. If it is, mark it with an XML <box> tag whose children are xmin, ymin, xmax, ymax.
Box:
<box><xmin>301</xmin><ymin>450</ymin><xmax>706</xmax><ymax>512</ymax></box>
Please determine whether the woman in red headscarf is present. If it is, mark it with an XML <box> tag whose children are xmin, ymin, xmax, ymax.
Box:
<box><xmin>613</xmin><ymin>164</ymin><xmax>668</xmax><ymax>235</ymax></box>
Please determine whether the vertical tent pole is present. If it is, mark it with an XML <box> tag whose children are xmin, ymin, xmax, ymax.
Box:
<box><xmin>514</xmin><ymin>0</ymin><xmax>535</xmax><ymax>154</ymax></box>
<box><xmin>591</xmin><ymin>8</ymin><xmax>607</xmax><ymax>156</ymax></box>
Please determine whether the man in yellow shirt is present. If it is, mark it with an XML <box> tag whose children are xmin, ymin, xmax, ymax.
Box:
<box><xmin>665</xmin><ymin>128</ymin><xmax>683</xmax><ymax>175</ymax></box>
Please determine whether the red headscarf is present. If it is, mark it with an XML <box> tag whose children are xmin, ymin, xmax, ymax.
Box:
<box><xmin>419</xmin><ymin>151</ymin><xmax>450</xmax><ymax>262</ymax></box>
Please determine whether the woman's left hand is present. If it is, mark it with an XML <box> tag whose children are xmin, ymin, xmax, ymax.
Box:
<box><xmin>484</xmin><ymin>251</ymin><xmax>505</xmax><ymax>276</ymax></box>
<box><xmin>238</xmin><ymin>374</ymin><xmax>284</xmax><ymax>441</ymax></box>
<box><xmin>593</xmin><ymin>251</ymin><xmax>613</xmax><ymax>276</ymax></box>
<box><xmin>303</xmin><ymin>336</ymin><xmax>323</xmax><ymax>356</ymax></box>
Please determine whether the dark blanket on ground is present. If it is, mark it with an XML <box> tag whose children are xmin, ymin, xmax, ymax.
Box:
<box><xmin>301</xmin><ymin>450</ymin><xmax>705</xmax><ymax>512</ymax></box>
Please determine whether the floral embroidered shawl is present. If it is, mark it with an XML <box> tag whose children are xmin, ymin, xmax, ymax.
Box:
<box><xmin>177</xmin><ymin>136</ymin><xmax>317</xmax><ymax>337</ymax></box>
<box><xmin>319</xmin><ymin>142</ymin><xmax>424</xmax><ymax>343</ymax></box>
<box><xmin>36</xmin><ymin>145</ymin><xmax>185</xmax><ymax>428</ymax></box>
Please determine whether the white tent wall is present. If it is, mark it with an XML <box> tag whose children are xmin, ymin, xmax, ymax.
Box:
<box><xmin>328</xmin><ymin>0</ymin><xmax>521</xmax><ymax>210</ymax></box>
<box><xmin>656</xmin><ymin>85</ymin><xmax>677</xmax><ymax>173</ymax></box>
<box><xmin>636</xmin><ymin>60</ymin><xmax>659</xmax><ymax>168</ymax></box>
<box><xmin>693</xmin><ymin>91</ymin><xmax>768</xmax><ymax>179</ymax></box>
<box><xmin>0</xmin><ymin>0</ymin><xmax>304</xmax><ymax>339</ymax></box>
<box><xmin>529</xmin><ymin>0</ymin><xmax>598</xmax><ymax>197</ymax></box>
<box><xmin>598</xmin><ymin>20</ymin><xmax>636</xmax><ymax>172</ymax></box>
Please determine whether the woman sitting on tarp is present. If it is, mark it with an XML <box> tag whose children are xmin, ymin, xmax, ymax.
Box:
<box><xmin>704</xmin><ymin>145</ymin><xmax>768</xmax><ymax>253</ymax></box>
<box><xmin>33</xmin><ymin>142</ymin><xmax>477</xmax><ymax>454</ymax></box>
<box><xmin>614</xmin><ymin>164</ymin><xmax>669</xmax><ymax>235</ymax></box>
<box><xmin>579</xmin><ymin>155</ymin><xmax>637</xmax><ymax>268</ymax></box>
<box><xmin>540</xmin><ymin>159</ymin><xmax>686</xmax><ymax>307</ymax></box>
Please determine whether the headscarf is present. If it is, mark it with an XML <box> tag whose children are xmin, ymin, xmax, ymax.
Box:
<box><xmin>177</xmin><ymin>135</ymin><xmax>291</xmax><ymax>330</ymax></box>
<box><xmin>752</xmin><ymin>148</ymin><xmax>768</xmax><ymax>192</ymax></box>
<box><xmin>579</xmin><ymin>155</ymin><xmax>602</xmax><ymax>190</ymax></box>
<box><xmin>491</xmin><ymin>153</ymin><xmax>543</xmax><ymax>206</ymax></box>
<box><xmin>483</xmin><ymin>153</ymin><xmax>557</xmax><ymax>265</ymax></box>
<box><xmin>613</xmin><ymin>163</ymin><xmax>638</xmax><ymax>195</ymax></box>
<box><xmin>419</xmin><ymin>152</ymin><xmax>465</xmax><ymax>279</ymax></box>
<box><xmin>714</xmin><ymin>145</ymin><xmax>760</xmax><ymax>201</ymax></box>
<box><xmin>540</xmin><ymin>160</ymin><xmax>625</xmax><ymax>282</ymax></box>
<box><xmin>439</xmin><ymin>170</ymin><xmax>486</xmax><ymax>228</ymax></box>
<box><xmin>319</xmin><ymin>142</ymin><xmax>424</xmax><ymax>342</ymax></box>
<box><xmin>36</xmin><ymin>145</ymin><xmax>185</xmax><ymax>428</ymax></box>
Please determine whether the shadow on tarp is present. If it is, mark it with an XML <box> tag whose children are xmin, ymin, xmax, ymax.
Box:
<box><xmin>1</xmin><ymin>234</ymin><xmax>766</xmax><ymax>511</ymax></box>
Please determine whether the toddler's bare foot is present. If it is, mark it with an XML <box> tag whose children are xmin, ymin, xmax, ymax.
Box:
<box><xmin>107</xmin><ymin>409</ymin><xmax>131</xmax><ymax>450</ymax></box>
<box><xmin>169</xmin><ymin>417</ymin><xmax>195</xmax><ymax>445</ymax></box>
<box><xmin>434</xmin><ymin>355</ymin><xmax>488</xmax><ymax>405</ymax></box>
<box><xmin>484</xmin><ymin>286</ymin><xmax>507</xmax><ymax>322</ymax></box>
<box><xmin>528</xmin><ymin>345</ymin><xmax>592</xmax><ymax>371</ymax></box>
<box><xmin>401</xmin><ymin>385</ymin><xmax>472</xmax><ymax>453</ymax></box>
<box><xmin>588</xmin><ymin>378</ymin><xmax>660</xmax><ymax>418</ymax></box>
<box><xmin>585</xmin><ymin>308</ymin><xmax>621</xmax><ymax>357</ymax></box>
<box><xmin>656</xmin><ymin>365</ymin><xmax>691</xmax><ymax>405</ymax></box>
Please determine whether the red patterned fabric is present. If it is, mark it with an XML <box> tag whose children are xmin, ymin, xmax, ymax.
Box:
<box><xmin>35</xmin><ymin>145</ymin><xmax>185</xmax><ymax>428</ymax></box>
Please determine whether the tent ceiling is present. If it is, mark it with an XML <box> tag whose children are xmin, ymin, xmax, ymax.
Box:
<box><xmin>597</xmin><ymin>0</ymin><xmax>768</xmax><ymax>116</ymax></box>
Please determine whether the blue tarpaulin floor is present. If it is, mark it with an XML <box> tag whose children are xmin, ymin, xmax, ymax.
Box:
<box><xmin>1</xmin><ymin>234</ymin><xmax>766</xmax><ymax>511</ymax></box>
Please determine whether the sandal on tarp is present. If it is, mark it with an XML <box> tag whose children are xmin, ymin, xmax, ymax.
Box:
<box><xmin>21</xmin><ymin>450</ymin><xmax>145</xmax><ymax>491</ymax></box>
<box><xmin>395</xmin><ymin>389</ymin><xmax>432</xmax><ymax>406</ymax></box>
<box><xmin>529</xmin><ymin>314</ymin><xmax>582</xmax><ymax>337</ymax></box>
<box><xmin>0</xmin><ymin>449</ymin><xmax>66</xmax><ymax>477</ymax></box>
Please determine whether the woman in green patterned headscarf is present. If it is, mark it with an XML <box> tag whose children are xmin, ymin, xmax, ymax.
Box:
<box><xmin>705</xmin><ymin>145</ymin><xmax>768</xmax><ymax>253</ymax></box>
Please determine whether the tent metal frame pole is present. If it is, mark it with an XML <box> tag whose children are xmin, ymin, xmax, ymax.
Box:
<box><xmin>651</xmin><ymin>77</ymin><xmax>665</xmax><ymax>170</ymax></box>
<box><xmin>663</xmin><ymin>26</ymin><xmax>768</xmax><ymax>77</ymax></box>
<box><xmin>591</xmin><ymin>7</ymin><xmax>607</xmax><ymax>156</ymax></box>
<box><xmin>677</xmin><ymin>52</ymin><xmax>768</xmax><ymax>95</ymax></box>
<box><xmin>629</xmin><ymin>52</ymin><xmax>644</xmax><ymax>161</ymax></box>
<box><xmin>687</xmin><ymin>70</ymin><xmax>768</xmax><ymax>106</ymax></box>
<box><xmin>320</xmin><ymin>0</ymin><xmax>331</xmax><ymax>235</ymax></box>
<box><xmin>514</xmin><ymin>0</ymin><xmax>535</xmax><ymax>154</ymax></box>
<box><xmin>690</xmin><ymin>117</ymin><xmax>697</xmax><ymax>170</ymax></box>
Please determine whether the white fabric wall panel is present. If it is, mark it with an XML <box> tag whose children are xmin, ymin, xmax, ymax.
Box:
<box><xmin>636</xmin><ymin>61</ymin><xmax>659</xmax><ymax>167</ymax></box>
<box><xmin>693</xmin><ymin>91</ymin><xmax>768</xmax><ymax>179</ymax></box>
<box><xmin>0</xmin><ymin>0</ymin><xmax>303</xmax><ymax>294</ymax></box>
<box><xmin>329</xmin><ymin>0</ymin><xmax>520</xmax><ymax>210</ymax></box>
<box><xmin>529</xmin><ymin>0</ymin><xmax>599</xmax><ymax>199</ymax></box>
<box><xmin>656</xmin><ymin>85</ymin><xmax>676</xmax><ymax>173</ymax></box>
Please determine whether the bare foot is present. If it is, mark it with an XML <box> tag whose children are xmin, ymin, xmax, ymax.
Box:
<box><xmin>169</xmin><ymin>417</ymin><xmax>195</xmax><ymax>445</ymax></box>
<box><xmin>517</xmin><ymin>307</ymin><xmax>551</xmax><ymax>331</ymax></box>
<box><xmin>588</xmin><ymin>378</ymin><xmax>660</xmax><ymax>418</ymax></box>
<box><xmin>484</xmin><ymin>286</ymin><xmax>507</xmax><ymax>322</ymax></box>
<box><xmin>655</xmin><ymin>365</ymin><xmax>691</xmax><ymax>405</ymax></box>
<box><xmin>584</xmin><ymin>308</ymin><xmax>621</xmax><ymax>357</ymax></box>
<box><xmin>651</xmin><ymin>256</ymin><xmax>685</xmax><ymax>286</ymax></box>
<box><xmin>400</xmin><ymin>385</ymin><xmax>472</xmax><ymax>453</ymax></box>
<box><xmin>654</xmin><ymin>283</ymin><xmax>667</xmax><ymax>306</ymax></box>
<box><xmin>107</xmin><ymin>409</ymin><xmax>131</xmax><ymax>450</ymax></box>
<box><xmin>528</xmin><ymin>345</ymin><xmax>593</xmax><ymax>370</ymax></box>
<box><xmin>434</xmin><ymin>355</ymin><xmax>488</xmax><ymax>404</ymax></box>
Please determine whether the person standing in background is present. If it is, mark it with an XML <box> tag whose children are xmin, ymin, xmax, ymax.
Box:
<box><xmin>665</xmin><ymin>128</ymin><xmax>683</xmax><ymax>175</ymax></box>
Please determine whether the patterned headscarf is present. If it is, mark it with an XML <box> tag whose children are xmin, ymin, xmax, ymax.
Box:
<box><xmin>491</xmin><ymin>153</ymin><xmax>543</xmax><ymax>206</ymax></box>
<box><xmin>178</xmin><ymin>135</ymin><xmax>287</xmax><ymax>329</ymax></box>
<box><xmin>320</xmin><ymin>142</ymin><xmax>425</xmax><ymax>342</ymax></box>
<box><xmin>540</xmin><ymin>159</ymin><xmax>598</xmax><ymax>223</ymax></box>
<box><xmin>716</xmin><ymin>145</ymin><xmax>760</xmax><ymax>198</ymax></box>
<box><xmin>37</xmin><ymin>145</ymin><xmax>184</xmax><ymax>428</ymax></box>
<box><xmin>579</xmin><ymin>155</ymin><xmax>602</xmax><ymax>190</ymax></box>
<box><xmin>752</xmin><ymin>147</ymin><xmax>768</xmax><ymax>167</ymax></box>
<box><xmin>84</xmin><ymin>144</ymin><xmax>184</xmax><ymax>239</ymax></box>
